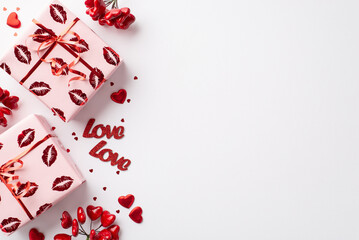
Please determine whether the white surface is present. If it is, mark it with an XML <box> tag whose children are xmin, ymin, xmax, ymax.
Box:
<box><xmin>1</xmin><ymin>0</ymin><xmax>359</xmax><ymax>239</ymax></box>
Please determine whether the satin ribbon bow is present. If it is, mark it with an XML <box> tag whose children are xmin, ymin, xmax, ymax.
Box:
<box><xmin>0</xmin><ymin>158</ymin><xmax>30</xmax><ymax>199</ymax></box>
<box><xmin>28</xmin><ymin>18</ymin><xmax>87</xmax><ymax>86</ymax></box>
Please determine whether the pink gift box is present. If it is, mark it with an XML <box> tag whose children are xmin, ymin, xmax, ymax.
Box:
<box><xmin>0</xmin><ymin>114</ymin><xmax>85</xmax><ymax>235</ymax></box>
<box><xmin>0</xmin><ymin>0</ymin><xmax>121</xmax><ymax>122</ymax></box>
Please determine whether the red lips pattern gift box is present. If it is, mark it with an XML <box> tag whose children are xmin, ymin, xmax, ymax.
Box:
<box><xmin>0</xmin><ymin>0</ymin><xmax>121</xmax><ymax>122</ymax></box>
<box><xmin>0</xmin><ymin>114</ymin><xmax>85</xmax><ymax>235</ymax></box>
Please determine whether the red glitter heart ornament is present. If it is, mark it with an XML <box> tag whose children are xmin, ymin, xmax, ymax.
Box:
<box><xmin>86</xmin><ymin>205</ymin><xmax>103</xmax><ymax>220</ymax></box>
<box><xmin>101</xmin><ymin>210</ymin><xmax>116</xmax><ymax>227</ymax></box>
<box><xmin>29</xmin><ymin>228</ymin><xmax>45</xmax><ymax>240</ymax></box>
<box><xmin>118</xmin><ymin>194</ymin><xmax>134</xmax><ymax>208</ymax></box>
<box><xmin>111</xmin><ymin>89</ymin><xmax>127</xmax><ymax>104</ymax></box>
<box><xmin>7</xmin><ymin>12</ymin><xmax>21</xmax><ymax>28</ymax></box>
<box><xmin>129</xmin><ymin>206</ymin><xmax>143</xmax><ymax>223</ymax></box>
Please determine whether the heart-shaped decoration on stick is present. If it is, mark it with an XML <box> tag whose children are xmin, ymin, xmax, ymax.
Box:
<box><xmin>29</xmin><ymin>228</ymin><xmax>45</xmax><ymax>240</ymax></box>
<box><xmin>86</xmin><ymin>205</ymin><xmax>103</xmax><ymax>221</ymax></box>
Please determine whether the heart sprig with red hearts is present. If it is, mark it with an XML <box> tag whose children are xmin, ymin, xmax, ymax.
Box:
<box><xmin>0</xmin><ymin>86</ymin><xmax>20</xmax><ymax>127</ymax></box>
<box><xmin>85</xmin><ymin>0</ymin><xmax>135</xmax><ymax>30</ymax></box>
<box><xmin>53</xmin><ymin>205</ymin><xmax>119</xmax><ymax>240</ymax></box>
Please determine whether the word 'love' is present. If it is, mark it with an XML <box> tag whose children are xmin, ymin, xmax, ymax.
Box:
<box><xmin>83</xmin><ymin>118</ymin><xmax>131</xmax><ymax>171</ymax></box>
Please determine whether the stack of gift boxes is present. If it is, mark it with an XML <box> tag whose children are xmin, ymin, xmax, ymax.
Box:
<box><xmin>0</xmin><ymin>0</ymin><xmax>121</xmax><ymax>235</ymax></box>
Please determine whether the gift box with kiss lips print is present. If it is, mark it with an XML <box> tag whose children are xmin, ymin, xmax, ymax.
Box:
<box><xmin>0</xmin><ymin>0</ymin><xmax>122</xmax><ymax>122</ymax></box>
<box><xmin>0</xmin><ymin>114</ymin><xmax>85</xmax><ymax>235</ymax></box>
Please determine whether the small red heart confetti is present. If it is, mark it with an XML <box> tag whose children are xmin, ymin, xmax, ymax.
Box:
<box><xmin>118</xmin><ymin>194</ymin><xmax>135</xmax><ymax>208</ymax></box>
<box><xmin>121</xmin><ymin>118</ymin><xmax>125</xmax><ymax>122</ymax></box>
<box><xmin>51</xmin><ymin>126</ymin><xmax>56</xmax><ymax>131</ymax></box>
<box><xmin>116</xmin><ymin>171</ymin><xmax>120</xmax><ymax>175</ymax></box>
<box><xmin>66</xmin><ymin>149</ymin><xmax>70</xmax><ymax>153</ymax></box>
<box><xmin>14</xmin><ymin>32</ymin><xmax>18</xmax><ymax>37</ymax></box>
<box><xmin>93</xmin><ymin>197</ymin><xmax>97</xmax><ymax>201</ymax></box>
<box><xmin>72</xmin><ymin>132</ymin><xmax>76</xmax><ymax>136</ymax></box>
<box><xmin>103</xmin><ymin>187</ymin><xmax>107</xmax><ymax>191</ymax></box>
<box><xmin>129</xmin><ymin>206</ymin><xmax>143</xmax><ymax>223</ymax></box>
<box><xmin>89</xmin><ymin>169</ymin><xmax>93</xmax><ymax>173</ymax></box>
<box><xmin>111</xmin><ymin>89</ymin><xmax>127</xmax><ymax>104</ymax></box>
<box><xmin>29</xmin><ymin>228</ymin><xmax>45</xmax><ymax>240</ymax></box>
<box><xmin>74</xmin><ymin>137</ymin><xmax>78</xmax><ymax>141</ymax></box>
<box><xmin>3</xmin><ymin>7</ymin><xmax>7</xmax><ymax>11</ymax></box>
<box><xmin>116</xmin><ymin>210</ymin><xmax>120</xmax><ymax>214</ymax></box>
<box><xmin>16</xmin><ymin>7</ymin><xmax>20</xmax><ymax>11</ymax></box>
<box><xmin>110</xmin><ymin>82</ymin><xmax>114</xmax><ymax>86</ymax></box>
<box><xmin>7</xmin><ymin>12</ymin><xmax>21</xmax><ymax>28</ymax></box>
<box><xmin>127</xmin><ymin>99</ymin><xmax>131</xmax><ymax>103</ymax></box>
<box><xmin>134</xmin><ymin>76</ymin><xmax>138</xmax><ymax>80</ymax></box>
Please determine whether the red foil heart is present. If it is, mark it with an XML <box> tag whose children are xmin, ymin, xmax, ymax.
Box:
<box><xmin>29</xmin><ymin>228</ymin><xmax>45</xmax><ymax>240</ymax></box>
<box><xmin>129</xmin><ymin>206</ymin><xmax>143</xmax><ymax>223</ymax></box>
<box><xmin>86</xmin><ymin>205</ymin><xmax>103</xmax><ymax>220</ymax></box>
<box><xmin>111</xmin><ymin>89</ymin><xmax>127</xmax><ymax>104</ymax></box>
<box><xmin>101</xmin><ymin>210</ymin><xmax>116</xmax><ymax>227</ymax></box>
<box><xmin>118</xmin><ymin>194</ymin><xmax>135</xmax><ymax>208</ymax></box>
<box><xmin>61</xmin><ymin>211</ymin><xmax>72</xmax><ymax>229</ymax></box>
<box><xmin>7</xmin><ymin>12</ymin><xmax>21</xmax><ymax>28</ymax></box>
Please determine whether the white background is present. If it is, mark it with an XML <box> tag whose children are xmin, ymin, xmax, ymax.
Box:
<box><xmin>1</xmin><ymin>0</ymin><xmax>359</xmax><ymax>239</ymax></box>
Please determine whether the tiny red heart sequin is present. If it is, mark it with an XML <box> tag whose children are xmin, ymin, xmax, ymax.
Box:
<box><xmin>29</xmin><ymin>228</ymin><xmax>45</xmax><ymax>240</ymax></box>
<box><xmin>129</xmin><ymin>206</ymin><xmax>143</xmax><ymax>223</ymax></box>
<box><xmin>7</xmin><ymin>12</ymin><xmax>21</xmax><ymax>28</ymax></box>
<box><xmin>89</xmin><ymin>169</ymin><xmax>93</xmax><ymax>173</ymax></box>
<box><xmin>118</xmin><ymin>194</ymin><xmax>135</xmax><ymax>208</ymax></box>
<box><xmin>111</xmin><ymin>89</ymin><xmax>127</xmax><ymax>104</ymax></box>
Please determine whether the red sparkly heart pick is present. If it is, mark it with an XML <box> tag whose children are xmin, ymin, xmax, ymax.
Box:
<box><xmin>7</xmin><ymin>12</ymin><xmax>21</xmax><ymax>28</ymax></box>
<box><xmin>29</xmin><ymin>228</ymin><xmax>45</xmax><ymax>240</ymax></box>
<box><xmin>86</xmin><ymin>205</ymin><xmax>103</xmax><ymax>220</ymax></box>
<box><xmin>129</xmin><ymin>206</ymin><xmax>143</xmax><ymax>223</ymax></box>
<box><xmin>111</xmin><ymin>89</ymin><xmax>127</xmax><ymax>104</ymax></box>
<box><xmin>118</xmin><ymin>194</ymin><xmax>135</xmax><ymax>208</ymax></box>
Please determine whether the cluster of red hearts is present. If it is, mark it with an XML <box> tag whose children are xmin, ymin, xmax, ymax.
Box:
<box><xmin>52</xmin><ymin>205</ymin><xmax>119</xmax><ymax>240</ymax></box>
<box><xmin>85</xmin><ymin>0</ymin><xmax>135</xmax><ymax>30</ymax></box>
<box><xmin>0</xmin><ymin>86</ymin><xmax>19</xmax><ymax>127</ymax></box>
<box><xmin>28</xmin><ymin>194</ymin><xmax>142</xmax><ymax>240</ymax></box>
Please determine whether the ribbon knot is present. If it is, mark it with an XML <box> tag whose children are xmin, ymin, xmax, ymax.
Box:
<box><xmin>0</xmin><ymin>158</ymin><xmax>30</xmax><ymax>199</ymax></box>
<box><xmin>28</xmin><ymin>18</ymin><xmax>86</xmax><ymax>86</ymax></box>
